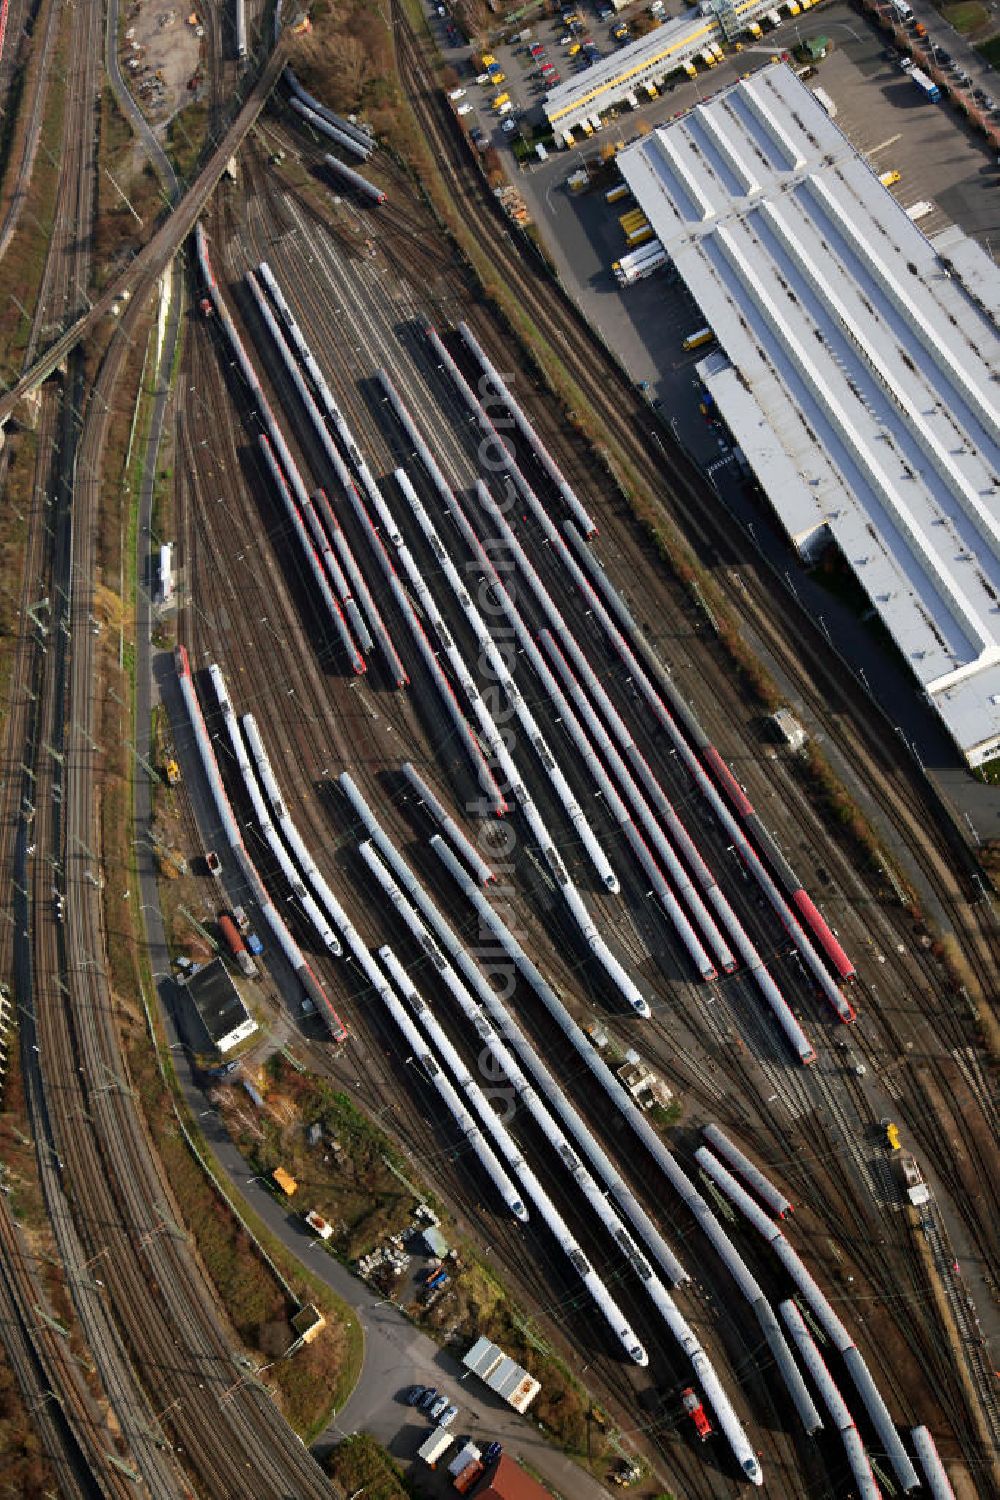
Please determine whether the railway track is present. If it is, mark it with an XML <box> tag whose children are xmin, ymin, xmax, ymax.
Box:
<box><xmin>389</xmin><ymin>0</ymin><xmax>998</xmax><ymax>980</ymax></box>
<box><xmin>0</xmin><ymin>0</ymin><xmax>59</xmax><ymax>263</ymax></box>
<box><xmin>177</xmin><ymin>169</ymin><xmax>863</xmax><ymax>1493</ymax></box>
<box><xmin>177</xmin><ymin>184</ymin><xmax>774</xmax><ymax>1494</ymax></box>
<box><xmin>385</xmin><ymin>1</ymin><xmax>997</xmax><ymax>1462</ymax></box>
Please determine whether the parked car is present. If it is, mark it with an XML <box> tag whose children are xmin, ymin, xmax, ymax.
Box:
<box><xmin>418</xmin><ymin>1388</ymin><xmax>439</xmax><ymax>1411</ymax></box>
<box><xmin>437</xmin><ymin>1404</ymin><xmax>459</xmax><ymax>1428</ymax></box>
<box><xmin>429</xmin><ymin>1396</ymin><xmax>449</xmax><ymax>1421</ymax></box>
<box><xmin>405</xmin><ymin>1385</ymin><xmax>425</xmax><ymax>1405</ymax></box>
<box><xmin>502</xmin><ymin>117</ymin><xmax>518</xmax><ymax>131</ymax></box>
<box><xmin>457</xmin><ymin>103</ymin><xmax>473</xmax><ymax>115</ymax></box>
<box><xmin>483</xmin><ymin>1441</ymin><xmax>503</xmax><ymax>1465</ymax></box>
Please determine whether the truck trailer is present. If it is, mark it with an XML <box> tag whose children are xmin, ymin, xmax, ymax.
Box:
<box><xmin>910</xmin><ymin>67</ymin><xmax>941</xmax><ymax>101</ymax></box>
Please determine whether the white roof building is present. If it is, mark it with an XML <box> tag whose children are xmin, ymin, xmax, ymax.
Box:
<box><xmin>619</xmin><ymin>63</ymin><xmax>1000</xmax><ymax>767</ymax></box>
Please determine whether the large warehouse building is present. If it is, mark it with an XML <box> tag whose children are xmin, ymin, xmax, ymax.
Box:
<box><xmin>544</xmin><ymin>0</ymin><xmax>805</xmax><ymax>139</ymax></box>
<box><xmin>619</xmin><ymin>64</ymin><xmax>1000</xmax><ymax>768</ymax></box>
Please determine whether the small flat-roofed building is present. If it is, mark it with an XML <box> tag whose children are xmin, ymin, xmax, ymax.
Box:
<box><xmin>291</xmin><ymin>1304</ymin><xmax>325</xmax><ymax>1345</ymax></box>
<box><xmin>619</xmin><ymin>63</ymin><xmax>1000</xmax><ymax>767</ymax></box>
<box><xmin>177</xmin><ymin>958</ymin><xmax>257</xmax><ymax>1055</ymax></box>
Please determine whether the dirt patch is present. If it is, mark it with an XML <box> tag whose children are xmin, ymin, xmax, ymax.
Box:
<box><xmin>120</xmin><ymin>1</ymin><xmax>202</xmax><ymax>123</ymax></box>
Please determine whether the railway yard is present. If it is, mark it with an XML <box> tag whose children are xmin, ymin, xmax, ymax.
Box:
<box><xmin>0</xmin><ymin>0</ymin><xmax>997</xmax><ymax>1498</ymax></box>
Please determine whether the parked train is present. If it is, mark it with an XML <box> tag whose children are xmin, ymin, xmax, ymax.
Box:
<box><xmin>699</xmin><ymin>1150</ymin><xmax>920</xmax><ymax>1493</ymax></box>
<box><xmin>339</xmin><ymin>772</ymin><xmax>768</xmax><ymax>1487</ymax></box>
<box><xmin>173</xmin><ymin>645</ymin><xmax>345</xmax><ymax>1039</ymax></box>
<box><xmin>253</xmin><ymin>258</ymin><xmax>409</xmax><ymax>689</ymax></box>
<box><xmin>561</xmin><ymin>518</ymin><xmax>857</xmax><ymax>991</ymax></box>
<box><xmin>322</xmin><ymin>153</ymin><xmax>386</xmax><ymax>206</ymax></box>
<box><xmin>359</xmin><ymin>842</ymin><xmax>648</xmax><ymax>1368</ymax></box>
<box><xmin>285</xmin><ymin>67</ymin><xmax>374</xmax><ymax>153</ymax></box>
<box><xmin>552</xmin><ymin>511</ymin><xmax>855</xmax><ymax>1025</ymax></box>
<box><xmin>400</xmin><ymin>762</ymin><xmax>494</xmax><ymax>886</ymax></box>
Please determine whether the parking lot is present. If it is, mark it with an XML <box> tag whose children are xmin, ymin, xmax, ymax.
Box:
<box><xmin>437</xmin><ymin>0</ymin><xmax>641</xmax><ymax>158</ymax></box>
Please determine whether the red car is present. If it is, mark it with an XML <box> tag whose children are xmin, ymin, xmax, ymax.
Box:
<box><xmin>682</xmin><ymin>1388</ymin><xmax>712</xmax><ymax>1441</ymax></box>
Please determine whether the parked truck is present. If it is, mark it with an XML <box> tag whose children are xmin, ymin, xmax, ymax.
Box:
<box><xmin>910</xmin><ymin>67</ymin><xmax>941</xmax><ymax>102</ymax></box>
<box><xmin>218</xmin><ymin>914</ymin><xmax>258</xmax><ymax>978</ymax></box>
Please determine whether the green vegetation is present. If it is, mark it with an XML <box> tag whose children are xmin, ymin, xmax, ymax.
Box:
<box><xmin>94</xmin><ymin>87</ymin><xmax>169</xmax><ymax>291</ymax></box>
<box><xmin>944</xmin><ymin>1</ymin><xmax>990</xmax><ymax>34</ymax></box>
<box><xmin>167</xmin><ymin>99</ymin><xmax>210</xmax><ymax>183</ymax></box>
<box><xmin>126</xmin><ymin>1033</ymin><xmax>363</xmax><ymax>1437</ymax></box>
<box><xmin>228</xmin><ymin>1063</ymin><xmax>428</xmax><ymax>1260</ymax></box>
<box><xmin>325</xmin><ymin>1434</ymin><xmax>412</xmax><ymax>1498</ymax></box>
<box><xmin>0</xmin><ymin>431</ymin><xmax>35</xmax><ymax>742</ymax></box>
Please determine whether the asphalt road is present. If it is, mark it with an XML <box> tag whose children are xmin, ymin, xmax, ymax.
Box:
<box><xmin>105</xmin><ymin>0</ymin><xmax>180</xmax><ymax>201</ymax></box>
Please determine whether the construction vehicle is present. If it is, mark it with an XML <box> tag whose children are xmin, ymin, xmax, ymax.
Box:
<box><xmin>682</xmin><ymin>1387</ymin><xmax>713</xmax><ymax>1440</ymax></box>
<box><xmin>165</xmin><ymin>757</ymin><xmax>181</xmax><ymax>786</ymax></box>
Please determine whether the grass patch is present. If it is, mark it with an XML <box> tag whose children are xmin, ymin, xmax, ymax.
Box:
<box><xmin>94</xmin><ymin>86</ymin><xmax>170</xmax><ymax>292</ymax></box>
<box><xmin>220</xmin><ymin>1062</ymin><xmax>428</xmax><ymax>1261</ymax></box>
<box><xmin>0</xmin><ymin>430</ymin><xmax>36</xmax><ymax>744</ymax></box>
<box><xmin>325</xmin><ymin>1433</ymin><xmax>411</xmax><ymax>1498</ymax></box>
<box><xmin>976</xmin><ymin>32</ymin><xmax>1000</xmax><ymax>63</ymax></box>
<box><xmin>945</xmin><ymin>2</ymin><xmax>990</xmax><ymax>34</ymax></box>
<box><xmin>167</xmin><ymin>99</ymin><xmax>210</xmax><ymax>183</ymax></box>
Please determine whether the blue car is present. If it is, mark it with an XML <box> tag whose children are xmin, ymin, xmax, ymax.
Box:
<box><xmin>483</xmin><ymin>1440</ymin><xmax>502</xmax><ymax>1464</ymax></box>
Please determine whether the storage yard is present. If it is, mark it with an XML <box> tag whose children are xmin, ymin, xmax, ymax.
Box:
<box><xmin>159</xmin><ymin>41</ymin><xmax>998</xmax><ymax>1494</ymax></box>
<box><xmin>0</xmin><ymin>1</ymin><xmax>996</xmax><ymax>1498</ymax></box>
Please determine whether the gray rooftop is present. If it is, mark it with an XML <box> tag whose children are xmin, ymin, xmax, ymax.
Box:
<box><xmin>619</xmin><ymin>63</ymin><xmax>1000</xmax><ymax>766</ymax></box>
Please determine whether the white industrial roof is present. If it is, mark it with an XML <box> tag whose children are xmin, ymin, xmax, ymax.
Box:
<box><xmin>619</xmin><ymin>63</ymin><xmax>1000</xmax><ymax>767</ymax></box>
<box><xmin>543</xmin><ymin>0</ymin><xmax>773</xmax><ymax>130</ymax></box>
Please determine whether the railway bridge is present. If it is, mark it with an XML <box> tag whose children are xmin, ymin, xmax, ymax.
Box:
<box><xmin>0</xmin><ymin>39</ymin><xmax>288</xmax><ymax>425</ymax></box>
